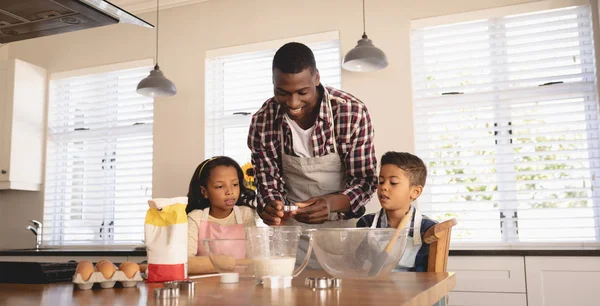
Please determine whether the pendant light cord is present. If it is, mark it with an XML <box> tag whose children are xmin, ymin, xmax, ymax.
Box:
<box><xmin>155</xmin><ymin>0</ymin><xmax>160</xmax><ymax>67</ymax></box>
<box><xmin>362</xmin><ymin>0</ymin><xmax>366</xmax><ymax>36</ymax></box>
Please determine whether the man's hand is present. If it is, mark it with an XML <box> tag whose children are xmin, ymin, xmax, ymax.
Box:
<box><xmin>293</xmin><ymin>196</ymin><xmax>331</xmax><ymax>224</ymax></box>
<box><xmin>260</xmin><ymin>200</ymin><xmax>285</xmax><ymax>225</ymax></box>
<box><xmin>294</xmin><ymin>194</ymin><xmax>351</xmax><ymax>224</ymax></box>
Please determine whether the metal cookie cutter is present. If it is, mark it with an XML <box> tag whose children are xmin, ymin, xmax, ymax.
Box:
<box><xmin>154</xmin><ymin>287</ymin><xmax>180</xmax><ymax>299</ymax></box>
<box><xmin>163</xmin><ymin>281</ymin><xmax>180</xmax><ymax>289</ymax></box>
<box><xmin>305</xmin><ymin>277</ymin><xmax>342</xmax><ymax>289</ymax></box>
<box><xmin>163</xmin><ymin>280</ymin><xmax>195</xmax><ymax>297</ymax></box>
<box><xmin>180</xmin><ymin>280</ymin><xmax>195</xmax><ymax>295</ymax></box>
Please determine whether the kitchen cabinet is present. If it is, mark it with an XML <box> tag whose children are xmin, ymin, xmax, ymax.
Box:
<box><xmin>447</xmin><ymin>256</ymin><xmax>526</xmax><ymax>292</ymax></box>
<box><xmin>449</xmin><ymin>292</ymin><xmax>527</xmax><ymax>306</ymax></box>
<box><xmin>447</xmin><ymin>256</ymin><xmax>527</xmax><ymax>306</ymax></box>
<box><xmin>526</xmin><ymin>256</ymin><xmax>600</xmax><ymax>306</ymax></box>
<box><xmin>0</xmin><ymin>58</ymin><xmax>46</xmax><ymax>191</ymax></box>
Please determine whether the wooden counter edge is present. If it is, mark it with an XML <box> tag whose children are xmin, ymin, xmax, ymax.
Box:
<box><xmin>406</xmin><ymin>272</ymin><xmax>456</xmax><ymax>306</ymax></box>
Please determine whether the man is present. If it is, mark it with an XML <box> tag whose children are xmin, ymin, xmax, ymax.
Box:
<box><xmin>247</xmin><ymin>42</ymin><xmax>377</xmax><ymax>267</ymax></box>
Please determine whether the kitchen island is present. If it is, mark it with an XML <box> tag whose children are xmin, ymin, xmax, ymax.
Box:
<box><xmin>0</xmin><ymin>270</ymin><xmax>455</xmax><ymax>306</ymax></box>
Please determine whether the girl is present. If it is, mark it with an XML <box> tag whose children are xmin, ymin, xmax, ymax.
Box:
<box><xmin>186</xmin><ymin>156</ymin><xmax>258</xmax><ymax>273</ymax></box>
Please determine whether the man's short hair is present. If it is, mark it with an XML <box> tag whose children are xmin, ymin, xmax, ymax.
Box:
<box><xmin>272</xmin><ymin>42</ymin><xmax>317</xmax><ymax>74</ymax></box>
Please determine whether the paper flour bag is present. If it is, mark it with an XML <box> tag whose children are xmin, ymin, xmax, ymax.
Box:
<box><xmin>145</xmin><ymin>197</ymin><xmax>188</xmax><ymax>282</ymax></box>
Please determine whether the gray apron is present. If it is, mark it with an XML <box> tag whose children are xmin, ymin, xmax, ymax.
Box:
<box><xmin>280</xmin><ymin>95</ymin><xmax>353</xmax><ymax>269</ymax></box>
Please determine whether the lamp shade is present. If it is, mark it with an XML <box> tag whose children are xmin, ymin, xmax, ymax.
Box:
<box><xmin>342</xmin><ymin>34</ymin><xmax>388</xmax><ymax>72</ymax></box>
<box><xmin>136</xmin><ymin>64</ymin><xmax>177</xmax><ymax>97</ymax></box>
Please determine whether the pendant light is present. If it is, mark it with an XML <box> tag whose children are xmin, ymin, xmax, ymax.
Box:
<box><xmin>342</xmin><ymin>0</ymin><xmax>388</xmax><ymax>72</ymax></box>
<box><xmin>137</xmin><ymin>0</ymin><xmax>177</xmax><ymax>97</ymax></box>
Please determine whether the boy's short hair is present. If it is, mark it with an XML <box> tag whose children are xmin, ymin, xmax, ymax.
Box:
<box><xmin>381</xmin><ymin>152</ymin><xmax>427</xmax><ymax>187</ymax></box>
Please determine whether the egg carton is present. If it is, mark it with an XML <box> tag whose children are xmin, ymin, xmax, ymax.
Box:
<box><xmin>72</xmin><ymin>271</ymin><xmax>144</xmax><ymax>290</ymax></box>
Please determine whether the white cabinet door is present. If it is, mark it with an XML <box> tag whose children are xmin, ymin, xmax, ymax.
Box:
<box><xmin>526</xmin><ymin>256</ymin><xmax>600</xmax><ymax>306</ymax></box>
<box><xmin>0</xmin><ymin>59</ymin><xmax>45</xmax><ymax>191</ymax></box>
<box><xmin>8</xmin><ymin>59</ymin><xmax>45</xmax><ymax>189</ymax></box>
<box><xmin>447</xmin><ymin>256</ymin><xmax>526</xmax><ymax>293</ymax></box>
<box><xmin>0</xmin><ymin>60</ymin><xmax>9</xmax><ymax>182</ymax></box>
<box><xmin>448</xmin><ymin>292</ymin><xmax>527</xmax><ymax>306</ymax></box>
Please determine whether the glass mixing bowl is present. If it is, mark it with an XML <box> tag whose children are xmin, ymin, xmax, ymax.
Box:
<box><xmin>203</xmin><ymin>238</ymin><xmax>255</xmax><ymax>279</ymax></box>
<box><xmin>307</xmin><ymin>228</ymin><xmax>411</xmax><ymax>279</ymax></box>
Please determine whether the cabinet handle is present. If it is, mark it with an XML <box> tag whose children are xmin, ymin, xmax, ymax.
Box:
<box><xmin>1</xmin><ymin>170</ymin><xmax>6</xmax><ymax>174</ymax></box>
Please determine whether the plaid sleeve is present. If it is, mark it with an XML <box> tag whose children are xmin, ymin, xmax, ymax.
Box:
<box><xmin>247</xmin><ymin>101</ymin><xmax>285</xmax><ymax>211</ymax></box>
<box><xmin>338</xmin><ymin>102</ymin><xmax>378</xmax><ymax>219</ymax></box>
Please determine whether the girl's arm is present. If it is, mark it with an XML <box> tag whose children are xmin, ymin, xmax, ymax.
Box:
<box><xmin>140</xmin><ymin>258</ymin><xmax>218</xmax><ymax>275</ymax></box>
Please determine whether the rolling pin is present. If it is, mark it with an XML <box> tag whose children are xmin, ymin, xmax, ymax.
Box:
<box><xmin>138</xmin><ymin>257</ymin><xmax>217</xmax><ymax>275</ymax></box>
<box><xmin>140</xmin><ymin>256</ymin><xmax>253</xmax><ymax>275</ymax></box>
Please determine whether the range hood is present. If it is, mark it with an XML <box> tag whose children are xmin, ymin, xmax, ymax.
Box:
<box><xmin>0</xmin><ymin>0</ymin><xmax>153</xmax><ymax>44</ymax></box>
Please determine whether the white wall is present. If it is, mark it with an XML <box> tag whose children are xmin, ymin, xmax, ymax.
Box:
<box><xmin>0</xmin><ymin>0</ymin><xmax>543</xmax><ymax>248</ymax></box>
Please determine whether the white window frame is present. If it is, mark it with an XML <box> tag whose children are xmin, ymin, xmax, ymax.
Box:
<box><xmin>411</xmin><ymin>0</ymin><xmax>600</xmax><ymax>248</ymax></box>
<box><xmin>44</xmin><ymin>59</ymin><xmax>154</xmax><ymax>247</ymax></box>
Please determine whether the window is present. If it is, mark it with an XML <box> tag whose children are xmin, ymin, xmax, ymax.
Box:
<box><xmin>411</xmin><ymin>4</ymin><xmax>600</xmax><ymax>244</ymax></box>
<box><xmin>44</xmin><ymin>61</ymin><xmax>153</xmax><ymax>246</ymax></box>
<box><xmin>205</xmin><ymin>36</ymin><xmax>342</xmax><ymax>166</ymax></box>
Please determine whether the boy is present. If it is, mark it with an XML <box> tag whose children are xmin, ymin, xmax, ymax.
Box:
<box><xmin>357</xmin><ymin>152</ymin><xmax>437</xmax><ymax>272</ymax></box>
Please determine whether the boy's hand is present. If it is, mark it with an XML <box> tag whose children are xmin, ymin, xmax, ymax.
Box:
<box><xmin>260</xmin><ymin>200</ymin><xmax>284</xmax><ymax>225</ymax></box>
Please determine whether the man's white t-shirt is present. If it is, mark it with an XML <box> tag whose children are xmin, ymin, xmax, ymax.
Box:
<box><xmin>284</xmin><ymin>114</ymin><xmax>315</xmax><ymax>158</ymax></box>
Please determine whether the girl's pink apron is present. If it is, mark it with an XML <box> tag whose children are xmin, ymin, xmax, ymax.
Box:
<box><xmin>196</xmin><ymin>206</ymin><xmax>246</xmax><ymax>258</ymax></box>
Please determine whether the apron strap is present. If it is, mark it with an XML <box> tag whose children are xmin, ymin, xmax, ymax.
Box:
<box><xmin>325</xmin><ymin>94</ymin><xmax>338</xmax><ymax>154</ymax></box>
<box><xmin>370</xmin><ymin>206</ymin><xmax>423</xmax><ymax>247</ymax></box>
<box><xmin>411</xmin><ymin>205</ymin><xmax>423</xmax><ymax>246</ymax></box>
<box><xmin>279</xmin><ymin>124</ymin><xmax>285</xmax><ymax>157</ymax></box>
<box><xmin>370</xmin><ymin>209</ymin><xmax>382</xmax><ymax>229</ymax></box>
<box><xmin>232</xmin><ymin>206</ymin><xmax>243</xmax><ymax>225</ymax></box>
<box><xmin>200</xmin><ymin>207</ymin><xmax>210</xmax><ymax>222</ymax></box>
<box><xmin>412</xmin><ymin>206</ymin><xmax>423</xmax><ymax>246</ymax></box>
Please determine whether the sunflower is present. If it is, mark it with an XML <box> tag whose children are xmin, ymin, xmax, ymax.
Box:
<box><xmin>241</xmin><ymin>162</ymin><xmax>256</xmax><ymax>190</ymax></box>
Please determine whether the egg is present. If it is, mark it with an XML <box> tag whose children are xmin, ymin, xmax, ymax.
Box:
<box><xmin>96</xmin><ymin>260</ymin><xmax>116</xmax><ymax>279</ymax></box>
<box><xmin>119</xmin><ymin>262</ymin><xmax>140</xmax><ymax>278</ymax></box>
<box><xmin>76</xmin><ymin>260</ymin><xmax>95</xmax><ymax>281</ymax></box>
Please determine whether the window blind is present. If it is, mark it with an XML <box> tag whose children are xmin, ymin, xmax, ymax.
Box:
<box><xmin>205</xmin><ymin>40</ymin><xmax>342</xmax><ymax>166</ymax></box>
<box><xmin>411</xmin><ymin>5</ymin><xmax>600</xmax><ymax>244</ymax></box>
<box><xmin>44</xmin><ymin>65</ymin><xmax>153</xmax><ymax>246</ymax></box>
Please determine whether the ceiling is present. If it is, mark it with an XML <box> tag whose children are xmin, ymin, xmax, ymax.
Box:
<box><xmin>110</xmin><ymin>0</ymin><xmax>209</xmax><ymax>13</ymax></box>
